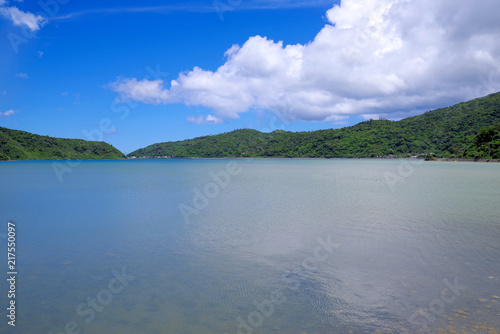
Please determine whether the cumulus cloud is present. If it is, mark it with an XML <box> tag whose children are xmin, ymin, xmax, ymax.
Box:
<box><xmin>187</xmin><ymin>115</ymin><xmax>224</xmax><ymax>124</ymax></box>
<box><xmin>0</xmin><ymin>109</ymin><xmax>18</xmax><ymax>117</ymax></box>
<box><xmin>111</xmin><ymin>0</ymin><xmax>500</xmax><ymax>123</ymax></box>
<box><xmin>0</xmin><ymin>2</ymin><xmax>47</xmax><ymax>31</ymax></box>
<box><xmin>110</xmin><ymin>78</ymin><xmax>169</xmax><ymax>104</ymax></box>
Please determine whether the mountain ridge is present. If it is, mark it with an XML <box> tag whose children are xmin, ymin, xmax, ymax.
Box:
<box><xmin>128</xmin><ymin>92</ymin><xmax>500</xmax><ymax>159</ymax></box>
<box><xmin>0</xmin><ymin>127</ymin><xmax>126</xmax><ymax>161</ymax></box>
<box><xmin>1</xmin><ymin>92</ymin><xmax>499</xmax><ymax>161</ymax></box>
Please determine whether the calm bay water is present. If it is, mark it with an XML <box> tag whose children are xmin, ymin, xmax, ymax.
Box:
<box><xmin>0</xmin><ymin>159</ymin><xmax>499</xmax><ymax>334</ymax></box>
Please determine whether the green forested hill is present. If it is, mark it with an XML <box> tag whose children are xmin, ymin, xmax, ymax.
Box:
<box><xmin>0</xmin><ymin>127</ymin><xmax>126</xmax><ymax>161</ymax></box>
<box><xmin>129</xmin><ymin>92</ymin><xmax>500</xmax><ymax>159</ymax></box>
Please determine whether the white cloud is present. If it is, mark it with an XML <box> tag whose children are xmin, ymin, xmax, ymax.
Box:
<box><xmin>0</xmin><ymin>3</ymin><xmax>47</xmax><ymax>31</ymax></box>
<box><xmin>15</xmin><ymin>72</ymin><xmax>28</xmax><ymax>78</ymax></box>
<box><xmin>111</xmin><ymin>0</ymin><xmax>500</xmax><ymax>123</ymax></box>
<box><xmin>37</xmin><ymin>51</ymin><xmax>44</xmax><ymax>58</ymax></box>
<box><xmin>361</xmin><ymin>114</ymin><xmax>381</xmax><ymax>120</ymax></box>
<box><xmin>0</xmin><ymin>109</ymin><xmax>18</xmax><ymax>117</ymax></box>
<box><xmin>187</xmin><ymin>115</ymin><xmax>224</xmax><ymax>124</ymax></box>
<box><xmin>110</xmin><ymin>78</ymin><xmax>169</xmax><ymax>104</ymax></box>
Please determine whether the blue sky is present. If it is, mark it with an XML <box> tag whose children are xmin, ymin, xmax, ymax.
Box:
<box><xmin>1</xmin><ymin>0</ymin><xmax>500</xmax><ymax>154</ymax></box>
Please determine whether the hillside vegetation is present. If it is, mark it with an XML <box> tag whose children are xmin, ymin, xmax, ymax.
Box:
<box><xmin>0</xmin><ymin>127</ymin><xmax>126</xmax><ymax>161</ymax></box>
<box><xmin>465</xmin><ymin>123</ymin><xmax>500</xmax><ymax>159</ymax></box>
<box><xmin>129</xmin><ymin>92</ymin><xmax>500</xmax><ymax>159</ymax></box>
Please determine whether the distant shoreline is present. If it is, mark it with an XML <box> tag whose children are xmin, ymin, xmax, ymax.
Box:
<box><xmin>1</xmin><ymin>157</ymin><xmax>499</xmax><ymax>163</ymax></box>
<box><xmin>126</xmin><ymin>156</ymin><xmax>500</xmax><ymax>162</ymax></box>
<box><xmin>439</xmin><ymin>158</ymin><xmax>500</xmax><ymax>163</ymax></box>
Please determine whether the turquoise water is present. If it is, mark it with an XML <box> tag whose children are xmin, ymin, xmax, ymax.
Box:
<box><xmin>0</xmin><ymin>159</ymin><xmax>499</xmax><ymax>333</ymax></box>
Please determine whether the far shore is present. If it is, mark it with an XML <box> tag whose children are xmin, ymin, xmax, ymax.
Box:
<box><xmin>1</xmin><ymin>157</ymin><xmax>499</xmax><ymax>163</ymax></box>
<box><xmin>124</xmin><ymin>156</ymin><xmax>500</xmax><ymax>163</ymax></box>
